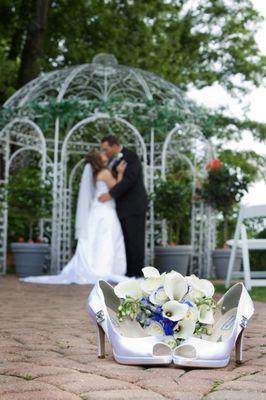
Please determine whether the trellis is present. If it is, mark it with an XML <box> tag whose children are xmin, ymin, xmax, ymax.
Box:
<box><xmin>0</xmin><ymin>53</ymin><xmax>216</xmax><ymax>278</ymax></box>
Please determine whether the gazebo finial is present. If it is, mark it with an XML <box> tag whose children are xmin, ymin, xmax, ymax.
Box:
<box><xmin>92</xmin><ymin>53</ymin><xmax>118</xmax><ymax>67</ymax></box>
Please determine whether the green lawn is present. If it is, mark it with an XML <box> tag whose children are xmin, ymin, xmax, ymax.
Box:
<box><xmin>214</xmin><ymin>282</ymin><xmax>266</xmax><ymax>302</ymax></box>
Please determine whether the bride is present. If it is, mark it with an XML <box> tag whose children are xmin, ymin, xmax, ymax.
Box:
<box><xmin>22</xmin><ymin>150</ymin><xmax>127</xmax><ymax>284</ymax></box>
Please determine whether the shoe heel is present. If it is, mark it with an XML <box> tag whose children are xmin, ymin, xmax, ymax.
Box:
<box><xmin>87</xmin><ymin>305</ymin><xmax>106</xmax><ymax>359</ymax></box>
<box><xmin>96</xmin><ymin>322</ymin><xmax>105</xmax><ymax>359</ymax></box>
<box><xmin>235</xmin><ymin>328</ymin><xmax>245</xmax><ymax>364</ymax></box>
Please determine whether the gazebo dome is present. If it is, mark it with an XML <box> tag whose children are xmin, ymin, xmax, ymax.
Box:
<box><xmin>4</xmin><ymin>53</ymin><xmax>193</xmax><ymax>116</ymax></box>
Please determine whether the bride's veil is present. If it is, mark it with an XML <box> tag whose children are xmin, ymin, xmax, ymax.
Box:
<box><xmin>75</xmin><ymin>163</ymin><xmax>95</xmax><ymax>239</ymax></box>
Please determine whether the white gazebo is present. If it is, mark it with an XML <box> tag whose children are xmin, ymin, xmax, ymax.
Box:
<box><xmin>0</xmin><ymin>53</ymin><xmax>216</xmax><ymax>277</ymax></box>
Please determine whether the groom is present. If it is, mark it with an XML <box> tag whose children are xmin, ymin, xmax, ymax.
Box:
<box><xmin>99</xmin><ymin>134</ymin><xmax>148</xmax><ymax>277</ymax></box>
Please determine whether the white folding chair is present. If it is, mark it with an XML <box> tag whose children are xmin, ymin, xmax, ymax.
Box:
<box><xmin>226</xmin><ymin>204</ymin><xmax>266</xmax><ymax>290</ymax></box>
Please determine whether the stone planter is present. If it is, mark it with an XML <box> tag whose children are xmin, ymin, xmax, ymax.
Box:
<box><xmin>11</xmin><ymin>243</ymin><xmax>50</xmax><ymax>278</ymax></box>
<box><xmin>212</xmin><ymin>248</ymin><xmax>242</xmax><ymax>280</ymax></box>
<box><xmin>7</xmin><ymin>251</ymin><xmax>15</xmax><ymax>274</ymax></box>
<box><xmin>154</xmin><ymin>245</ymin><xmax>193</xmax><ymax>276</ymax></box>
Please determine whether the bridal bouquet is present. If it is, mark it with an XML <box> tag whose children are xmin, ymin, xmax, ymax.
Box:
<box><xmin>114</xmin><ymin>267</ymin><xmax>216</xmax><ymax>349</ymax></box>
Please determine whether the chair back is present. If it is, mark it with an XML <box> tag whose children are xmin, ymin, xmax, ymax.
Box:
<box><xmin>226</xmin><ymin>203</ymin><xmax>266</xmax><ymax>290</ymax></box>
<box><xmin>241</xmin><ymin>204</ymin><xmax>266</xmax><ymax>220</ymax></box>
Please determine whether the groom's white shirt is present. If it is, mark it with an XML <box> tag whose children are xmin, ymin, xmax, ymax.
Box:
<box><xmin>108</xmin><ymin>146</ymin><xmax>123</xmax><ymax>170</ymax></box>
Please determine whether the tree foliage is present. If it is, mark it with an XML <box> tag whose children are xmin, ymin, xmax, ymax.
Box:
<box><xmin>7</xmin><ymin>167</ymin><xmax>52</xmax><ymax>240</ymax></box>
<box><xmin>0</xmin><ymin>0</ymin><xmax>265</xmax><ymax>104</ymax></box>
<box><xmin>201</xmin><ymin>162</ymin><xmax>250</xmax><ymax>243</ymax></box>
<box><xmin>153</xmin><ymin>161</ymin><xmax>192</xmax><ymax>245</ymax></box>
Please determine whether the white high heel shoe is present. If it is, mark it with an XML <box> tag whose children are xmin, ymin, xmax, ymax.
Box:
<box><xmin>173</xmin><ymin>282</ymin><xmax>254</xmax><ymax>368</ymax></box>
<box><xmin>87</xmin><ymin>280</ymin><xmax>172</xmax><ymax>365</ymax></box>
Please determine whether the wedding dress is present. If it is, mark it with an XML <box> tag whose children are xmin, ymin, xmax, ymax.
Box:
<box><xmin>22</xmin><ymin>165</ymin><xmax>127</xmax><ymax>284</ymax></box>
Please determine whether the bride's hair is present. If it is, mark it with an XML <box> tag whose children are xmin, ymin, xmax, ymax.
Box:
<box><xmin>85</xmin><ymin>150</ymin><xmax>105</xmax><ymax>180</ymax></box>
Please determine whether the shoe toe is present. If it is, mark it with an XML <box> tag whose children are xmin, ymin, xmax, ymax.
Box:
<box><xmin>152</xmin><ymin>342</ymin><xmax>172</xmax><ymax>357</ymax></box>
<box><xmin>174</xmin><ymin>344</ymin><xmax>196</xmax><ymax>359</ymax></box>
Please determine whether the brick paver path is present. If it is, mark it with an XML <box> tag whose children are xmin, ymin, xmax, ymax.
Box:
<box><xmin>0</xmin><ymin>276</ymin><xmax>265</xmax><ymax>400</ymax></box>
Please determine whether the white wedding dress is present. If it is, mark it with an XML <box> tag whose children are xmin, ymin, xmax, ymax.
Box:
<box><xmin>22</xmin><ymin>167</ymin><xmax>127</xmax><ymax>284</ymax></box>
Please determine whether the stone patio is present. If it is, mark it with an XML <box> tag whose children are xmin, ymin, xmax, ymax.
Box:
<box><xmin>0</xmin><ymin>276</ymin><xmax>265</xmax><ymax>400</ymax></box>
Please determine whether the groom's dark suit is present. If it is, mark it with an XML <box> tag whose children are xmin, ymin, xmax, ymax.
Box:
<box><xmin>109</xmin><ymin>147</ymin><xmax>147</xmax><ymax>277</ymax></box>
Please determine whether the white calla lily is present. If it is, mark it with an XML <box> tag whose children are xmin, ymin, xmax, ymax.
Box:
<box><xmin>185</xmin><ymin>302</ymin><xmax>198</xmax><ymax>321</ymax></box>
<box><xmin>162</xmin><ymin>300</ymin><xmax>188</xmax><ymax>321</ymax></box>
<box><xmin>144</xmin><ymin>321</ymin><xmax>164</xmax><ymax>336</ymax></box>
<box><xmin>164</xmin><ymin>274</ymin><xmax>188</xmax><ymax>301</ymax></box>
<box><xmin>141</xmin><ymin>267</ymin><xmax>165</xmax><ymax>295</ymax></box>
<box><xmin>174</xmin><ymin>318</ymin><xmax>196</xmax><ymax>340</ymax></box>
<box><xmin>141</xmin><ymin>276</ymin><xmax>165</xmax><ymax>295</ymax></box>
<box><xmin>114</xmin><ymin>280</ymin><xmax>143</xmax><ymax>300</ymax></box>
<box><xmin>198</xmin><ymin>304</ymin><xmax>215</xmax><ymax>325</ymax></box>
<box><xmin>149</xmin><ymin>286</ymin><xmax>169</xmax><ymax>305</ymax></box>
<box><xmin>187</xmin><ymin>289</ymin><xmax>204</xmax><ymax>302</ymax></box>
<box><xmin>197</xmin><ymin>279</ymin><xmax>215</xmax><ymax>297</ymax></box>
<box><xmin>186</xmin><ymin>275</ymin><xmax>215</xmax><ymax>300</ymax></box>
<box><xmin>142</xmin><ymin>266</ymin><xmax>161</xmax><ymax>278</ymax></box>
<box><xmin>166</xmin><ymin>270</ymin><xmax>184</xmax><ymax>279</ymax></box>
<box><xmin>163</xmin><ymin>335</ymin><xmax>177</xmax><ymax>349</ymax></box>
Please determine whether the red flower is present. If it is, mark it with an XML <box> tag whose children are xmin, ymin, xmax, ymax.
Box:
<box><xmin>18</xmin><ymin>236</ymin><xmax>25</xmax><ymax>243</ymax></box>
<box><xmin>206</xmin><ymin>159</ymin><xmax>221</xmax><ymax>171</ymax></box>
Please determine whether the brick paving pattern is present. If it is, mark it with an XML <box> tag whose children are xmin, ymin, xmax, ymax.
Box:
<box><xmin>0</xmin><ymin>276</ymin><xmax>265</xmax><ymax>400</ymax></box>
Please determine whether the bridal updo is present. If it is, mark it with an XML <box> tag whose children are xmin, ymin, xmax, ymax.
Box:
<box><xmin>85</xmin><ymin>150</ymin><xmax>106</xmax><ymax>180</ymax></box>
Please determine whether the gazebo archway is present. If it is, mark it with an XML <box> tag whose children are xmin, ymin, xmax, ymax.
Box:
<box><xmin>57</xmin><ymin>114</ymin><xmax>148</xmax><ymax>269</ymax></box>
<box><xmin>0</xmin><ymin>119</ymin><xmax>47</xmax><ymax>273</ymax></box>
<box><xmin>161</xmin><ymin>123</ymin><xmax>216</xmax><ymax>277</ymax></box>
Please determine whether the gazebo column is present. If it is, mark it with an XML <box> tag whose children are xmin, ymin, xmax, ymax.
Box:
<box><xmin>146</xmin><ymin>127</ymin><xmax>155</xmax><ymax>265</ymax></box>
<box><xmin>0</xmin><ymin>134</ymin><xmax>10</xmax><ymax>274</ymax></box>
<box><xmin>50</xmin><ymin>116</ymin><xmax>61</xmax><ymax>274</ymax></box>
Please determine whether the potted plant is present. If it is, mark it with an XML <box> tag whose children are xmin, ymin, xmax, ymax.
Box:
<box><xmin>201</xmin><ymin>159</ymin><xmax>249</xmax><ymax>279</ymax></box>
<box><xmin>153</xmin><ymin>175</ymin><xmax>192</xmax><ymax>275</ymax></box>
<box><xmin>7</xmin><ymin>166</ymin><xmax>51</xmax><ymax>277</ymax></box>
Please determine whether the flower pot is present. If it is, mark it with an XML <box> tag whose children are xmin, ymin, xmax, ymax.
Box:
<box><xmin>212</xmin><ymin>248</ymin><xmax>242</xmax><ymax>280</ymax></box>
<box><xmin>11</xmin><ymin>243</ymin><xmax>50</xmax><ymax>278</ymax></box>
<box><xmin>7</xmin><ymin>251</ymin><xmax>15</xmax><ymax>274</ymax></box>
<box><xmin>154</xmin><ymin>245</ymin><xmax>192</xmax><ymax>275</ymax></box>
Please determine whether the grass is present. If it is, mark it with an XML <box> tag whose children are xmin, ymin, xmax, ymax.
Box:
<box><xmin>214</xmin><ymin>282</ymin><xmax>266</xmax><ymax>302</ymax></box>
<box><xmin>23</xmin><ymin>373</ymin><xmax>33</xmax><ymax>381</ymax></box>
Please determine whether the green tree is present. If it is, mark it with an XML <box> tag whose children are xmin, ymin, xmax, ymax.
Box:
<box><xmin>153</xmin><ymin>177</ymin><xmax>191</xmax><ymax>244</ymax></box>
<box><xmin>201</xmin><ymin>161</ymin><xmax>249</xmax><ymax>244</ymax></box>
<box><xmin>0</xmin><ymin>0</ymin><xmax>265</xmax><ymax>102</ymax></box>
<box><xmin>7</xmin><ymin>167</ymin><xmax>52</xmax><ymax>241</ymax></box>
